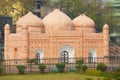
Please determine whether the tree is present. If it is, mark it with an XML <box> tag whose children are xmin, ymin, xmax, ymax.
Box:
<box><xmin>48</xmin><ymin>0</ymin><xmax>116</xmax><ymax>33</ymax></box>
<box><xmin>0</xmin><ymin>0</ymin><xmax>35</xmax><ymax>23</ymax></box>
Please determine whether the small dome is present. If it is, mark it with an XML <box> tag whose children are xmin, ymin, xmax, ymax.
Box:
<box><xmin>72</xmin><ymin>14</ymin><xmax>95</xmax><ymax>28</ymax></box>
<box><xmin>4</xmin><ymin>24</ymin><xmax>10</xmax><ymax>30</ymax></box>
<box><xmin>42</xmin><ymin>9</ymin><xmax>73</xmax><ymax>31</ymax></box>
<box><xmin>16</xmin><ymin>12</ymin><xmax>43</xmax><ymax>27</ymax></box>
<box><xmin>103</xmin><ymin>24</ymin><xmax>109</xmax><ymax>29</ymax></box>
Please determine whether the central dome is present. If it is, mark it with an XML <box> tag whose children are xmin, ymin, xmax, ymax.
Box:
<box><xmin>42</xmin><ymin>9</ymin><xmax>73</xmax><ymax>31</ymax></box>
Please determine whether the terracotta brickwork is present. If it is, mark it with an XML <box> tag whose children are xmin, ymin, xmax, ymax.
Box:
<box><xmin>4</xmin><ymin>9</ymin><xmax>109</xmax><ymax>63</ymax></box>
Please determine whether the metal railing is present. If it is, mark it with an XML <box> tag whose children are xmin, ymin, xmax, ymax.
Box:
<box><xmin>0</xmin><ymin>57</ymin><xmax>120</xmax><ymax>74</ymax></box>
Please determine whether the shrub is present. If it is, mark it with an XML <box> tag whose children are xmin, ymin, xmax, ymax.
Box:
<box><xmin>86</xmin><ymin>69</ymin><xmax>102</xmax><ymax>76</ymax></box>
<box><xmin>38</xmin><ymin>64</ymin><xmax>46</xmax><ymax>73</ymax></box>
<box><xmin>86</xmin><ymin>78</ymin><xmax>93</xmax><ymax>80</ymax></box>
<box><xmin>56</xmin><ymin>63</ymin><xmax>65</xmax><ymax>73</ymax></box>
<box><xmin>0</xmin><ymin>67</ymin><xmax>4</xmax><ymax>76</ymax></box>
<box><xmin>76</xmin><ymin>65</ymin><xmax>82</xmax><ymax>71</ymax></box>
<box><xmin>16</xmin><ymin>65</ymin><xmax>26</xmax><ymax>74</ymax></box>
<box><xmin>97</xmin><ymin>63</ymin><xmax>106</xmax><ymax>72</ymax></box>
<box><xmin>76</xmin><ymin>59</ymin><xmax>84</xmax><ymax>65</ymax></box>
<box><xmin>81</xmin><ymin>65</ymin><xmax>88</xmax><ymax>73</ymax></box>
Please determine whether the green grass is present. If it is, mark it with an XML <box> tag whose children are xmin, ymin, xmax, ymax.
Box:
<box><xmin>0</xmin><ymin>73</ymin><xmax>104</xmax><ymax>80</ymax></box>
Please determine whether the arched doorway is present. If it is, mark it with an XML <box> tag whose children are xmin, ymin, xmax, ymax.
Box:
<box><xmin>61</xmin><ymin>50</ymin><xmax>69</xmax><ymax>63</ymax></box>
<box><xmin>88</xmin><ymin>48</ymin><xmax>97</xmax><ymax>63</ymax></box>
<box><xmin>60</xmin><ymin>45</ymin><xmax>74</xmax><ymax>63</ymax></box>
<box><xmin>35</xmin><ymin>49</ymin><xmax>43</xmax><ymax>64</ymax></box>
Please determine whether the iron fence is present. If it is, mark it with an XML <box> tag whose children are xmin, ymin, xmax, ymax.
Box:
<box><xmin>0</xmin><ymin>57</ymin><xmax>120</xmax><ymax>74</ymax></box>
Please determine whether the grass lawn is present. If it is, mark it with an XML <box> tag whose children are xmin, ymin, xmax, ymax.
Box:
<box><xmin>0</xmin><ymin>73</ymin><xmax>104</xmax><ymax>80</ymax></box>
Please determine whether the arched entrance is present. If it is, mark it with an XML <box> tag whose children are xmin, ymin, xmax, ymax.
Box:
<box><xmin>60</xmin><ymin>45</ymin><xmax>74</xmax><ymax>63</ymax></box>
<box><xmin>88</xmin><ymin>48</ymin><xmax>97</xmax><ymax>63</ymax></box>
<box><xmin>35</xmin><ymin>49</ymin><xmax>43</xmax><ymax>64</ymax></box>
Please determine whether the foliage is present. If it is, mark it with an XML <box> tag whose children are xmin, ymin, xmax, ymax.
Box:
<box><xmin>76</xmin><ymin>59</ymin><xmax>84</xmax><ymax>65</ymax></box>
<box><xmin>47</xmin><ymin>0</ymin><xmax>117</xmax><ymax>33</ymax></box>
<box><xmin>0</xmin><ymin>0</ymin><xmax>35</xmax><ymax>22</ymax></box>
<box><xmin>16</xmin><ymin>65</ymin><xmax>26</xmax><ymax>74</ymax></box>
<box><xmin>116</xmin><ymin>77</ymin><xmax>120</xmax><ymax>80</ymax></box>
<box><xmin>76</xmin><ymin>59</ymin><xmax>87</xmax><ymax>73</ymax></box>
<box><xmin>56</xmin><ymin>63</ymin><xmax>65</xmax><ymax>73</ymax></box>
<box><xmin>86</xmin><ymin>78</ymin><xmax>93</xmax><ymax>80</ymax></box>
<box><xmin>81</xmin><ymin>65</ymin><xmax>88</xmax><ymax>73</ymax></box>
<box><xmin>102</xmin><ymin>71</ymin><xmax>114</xmax><ymax>78</ymax></box>
<box><xmin>86</xmin><ymin>69</ymin><xmax>102</xmax><ymax>76</ymax></box>
<box><xmin>0</xmin><ymin>67</ymin><xmax>4</xmax><ymax>76</ymax></box>
<box><xmin>27</xmin><ymin>59</ymin><xmax>36</xmax><ymax>64</ymax></box>
<box><xmin>38</xmin><ymin>64</ymin><xmax>46</xmax><ymax>73</ymax></box>
<box><xmin>117</xmin><ymin>68</ymin><xmax>120</xmax><ymax>72</ymax></box>
<box><xmin>103</xmin><ymin>77</ymin><xmax>113</xmax><ymax>80</ymax></box>
<box><xmin>76</xmin><ymin>65</ymin><xmax>82</xmax><ymax>71</ymax></box>
<box><xmin>114</xmin><ymin>71</ymin><xmax>120</xmax><ymax>78</ymax></box>
<box><xmin>97</xmin><ymin>63</ymin><xmax>107</xmax><ymax>72</ymax></box>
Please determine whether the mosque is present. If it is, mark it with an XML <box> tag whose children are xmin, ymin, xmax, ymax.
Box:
<box><xmin>4</xmin><ymin>9</ymin><xmax>109</xmax><ymax>63</ymax></box>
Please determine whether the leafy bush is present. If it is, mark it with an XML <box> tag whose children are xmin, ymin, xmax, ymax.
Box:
<box><xmin>86</xmin><ymin>69</ymin><xmax>102</xmax><ymax>76</ymax></box>
<box><xmin>76</xmin><ymin>65</ymin><xmax>82</xmax><ymax>71</ymax></box>
<box><xmin>56</xmin><ymin>63</ymin><xmax>65</xmax><ymax>73</ymax></box>
<box><xmin>38</xmin><ymin>64</ymin><xmax>46</xmax><ymax>73</ymax></box>
<box><xmin>86</xmin><ymin>78</ymin><xmax>93</xmax><ymax>80</ymax></box>
<box><xmin>81</xmin><ymin>65</ymin><xmax>88</xmax><ymax>73</ymax></box>
<box><xmin>97</xmin><ymin>63</ymin><xmax>106</xmax><ymax>72</ymax></box>
<box><xmin>16</xmin><ymin>65</ymin><xmax>26</xmax><ymax>74</ymax></box>
<box><xmin>76</xmin><ymin>59</ymin><xmax>84</xmax><ymax>65</ymax></box>
<box><xmin>0</xmin><ymin>67</ymin><xmax>4</xmax><ymax>76</ymax></box>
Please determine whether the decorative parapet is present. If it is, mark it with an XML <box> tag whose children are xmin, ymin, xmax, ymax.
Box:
<box><xmin>29</xmin><ymin>32</ymin><xmax>49</xmax><ymax>40</ymax></box>
<box><xmin>84</xmin><ymin>33</ymin><xmax>103</xmax><ymax>40</ymax></box>
<box><xmin>52</xmin><ymin>30</ymin><xmax>81</xmax><ymax>37</ymax></box>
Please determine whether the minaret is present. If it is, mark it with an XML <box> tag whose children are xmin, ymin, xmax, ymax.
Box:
<box><xmin>4</xmin><ymin>24</ymin><xmax>10</xmax><ymax>60</ymax></box>
<box><xmin>22</xmin><ymin>24</ymin><xmax>29</xmax><ymax>59</ymax></box>
<box><xmin>103</xmin><ymin>24</ymin><xmax>109</xmax><ymax>57</ymax></box>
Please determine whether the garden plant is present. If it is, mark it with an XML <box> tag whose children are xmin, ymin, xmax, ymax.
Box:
<box><xmin>16</xmin><ymin>65</ymin><xmax>26</xmax><ymax>74</ymax></box>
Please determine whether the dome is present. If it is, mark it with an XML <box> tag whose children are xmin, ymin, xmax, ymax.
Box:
<box><xmin>103</xmin><ymin>24</ymin><xmax>109</xmax><ymax>29</ymax></box>
<box><xmin>16</xmin><ymin>12</ymin><xmax>43</xmax><ymax>27</ymax></box>
<box><xmin>72</xmin><ymin>14</ymin><xmax>95</xmax><ymax>28</ymax></box>
<box><xmin>42</xmin><ymin>9</ymin><xmax>73</xmax><ymax>31</ymax></box>
<box><xmin>4</xmin><ymin>24</ymin><xmax>10</xmax><ymax>30</ymax></box>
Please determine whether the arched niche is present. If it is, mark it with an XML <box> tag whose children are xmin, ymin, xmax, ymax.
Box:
<box><xmin>35</xmin><ymin>49</ymin><xmax>44</xmax><ymax>64</ymax></box>
<box><xmin>60</xmin><ymin>45</ymin><xmax>74</xmax><ymax>63</ymax></box>
<box><xmin>88</xmin><ymin>48</ymin><xmax>97</xmax><ymax>63</ymax></box>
